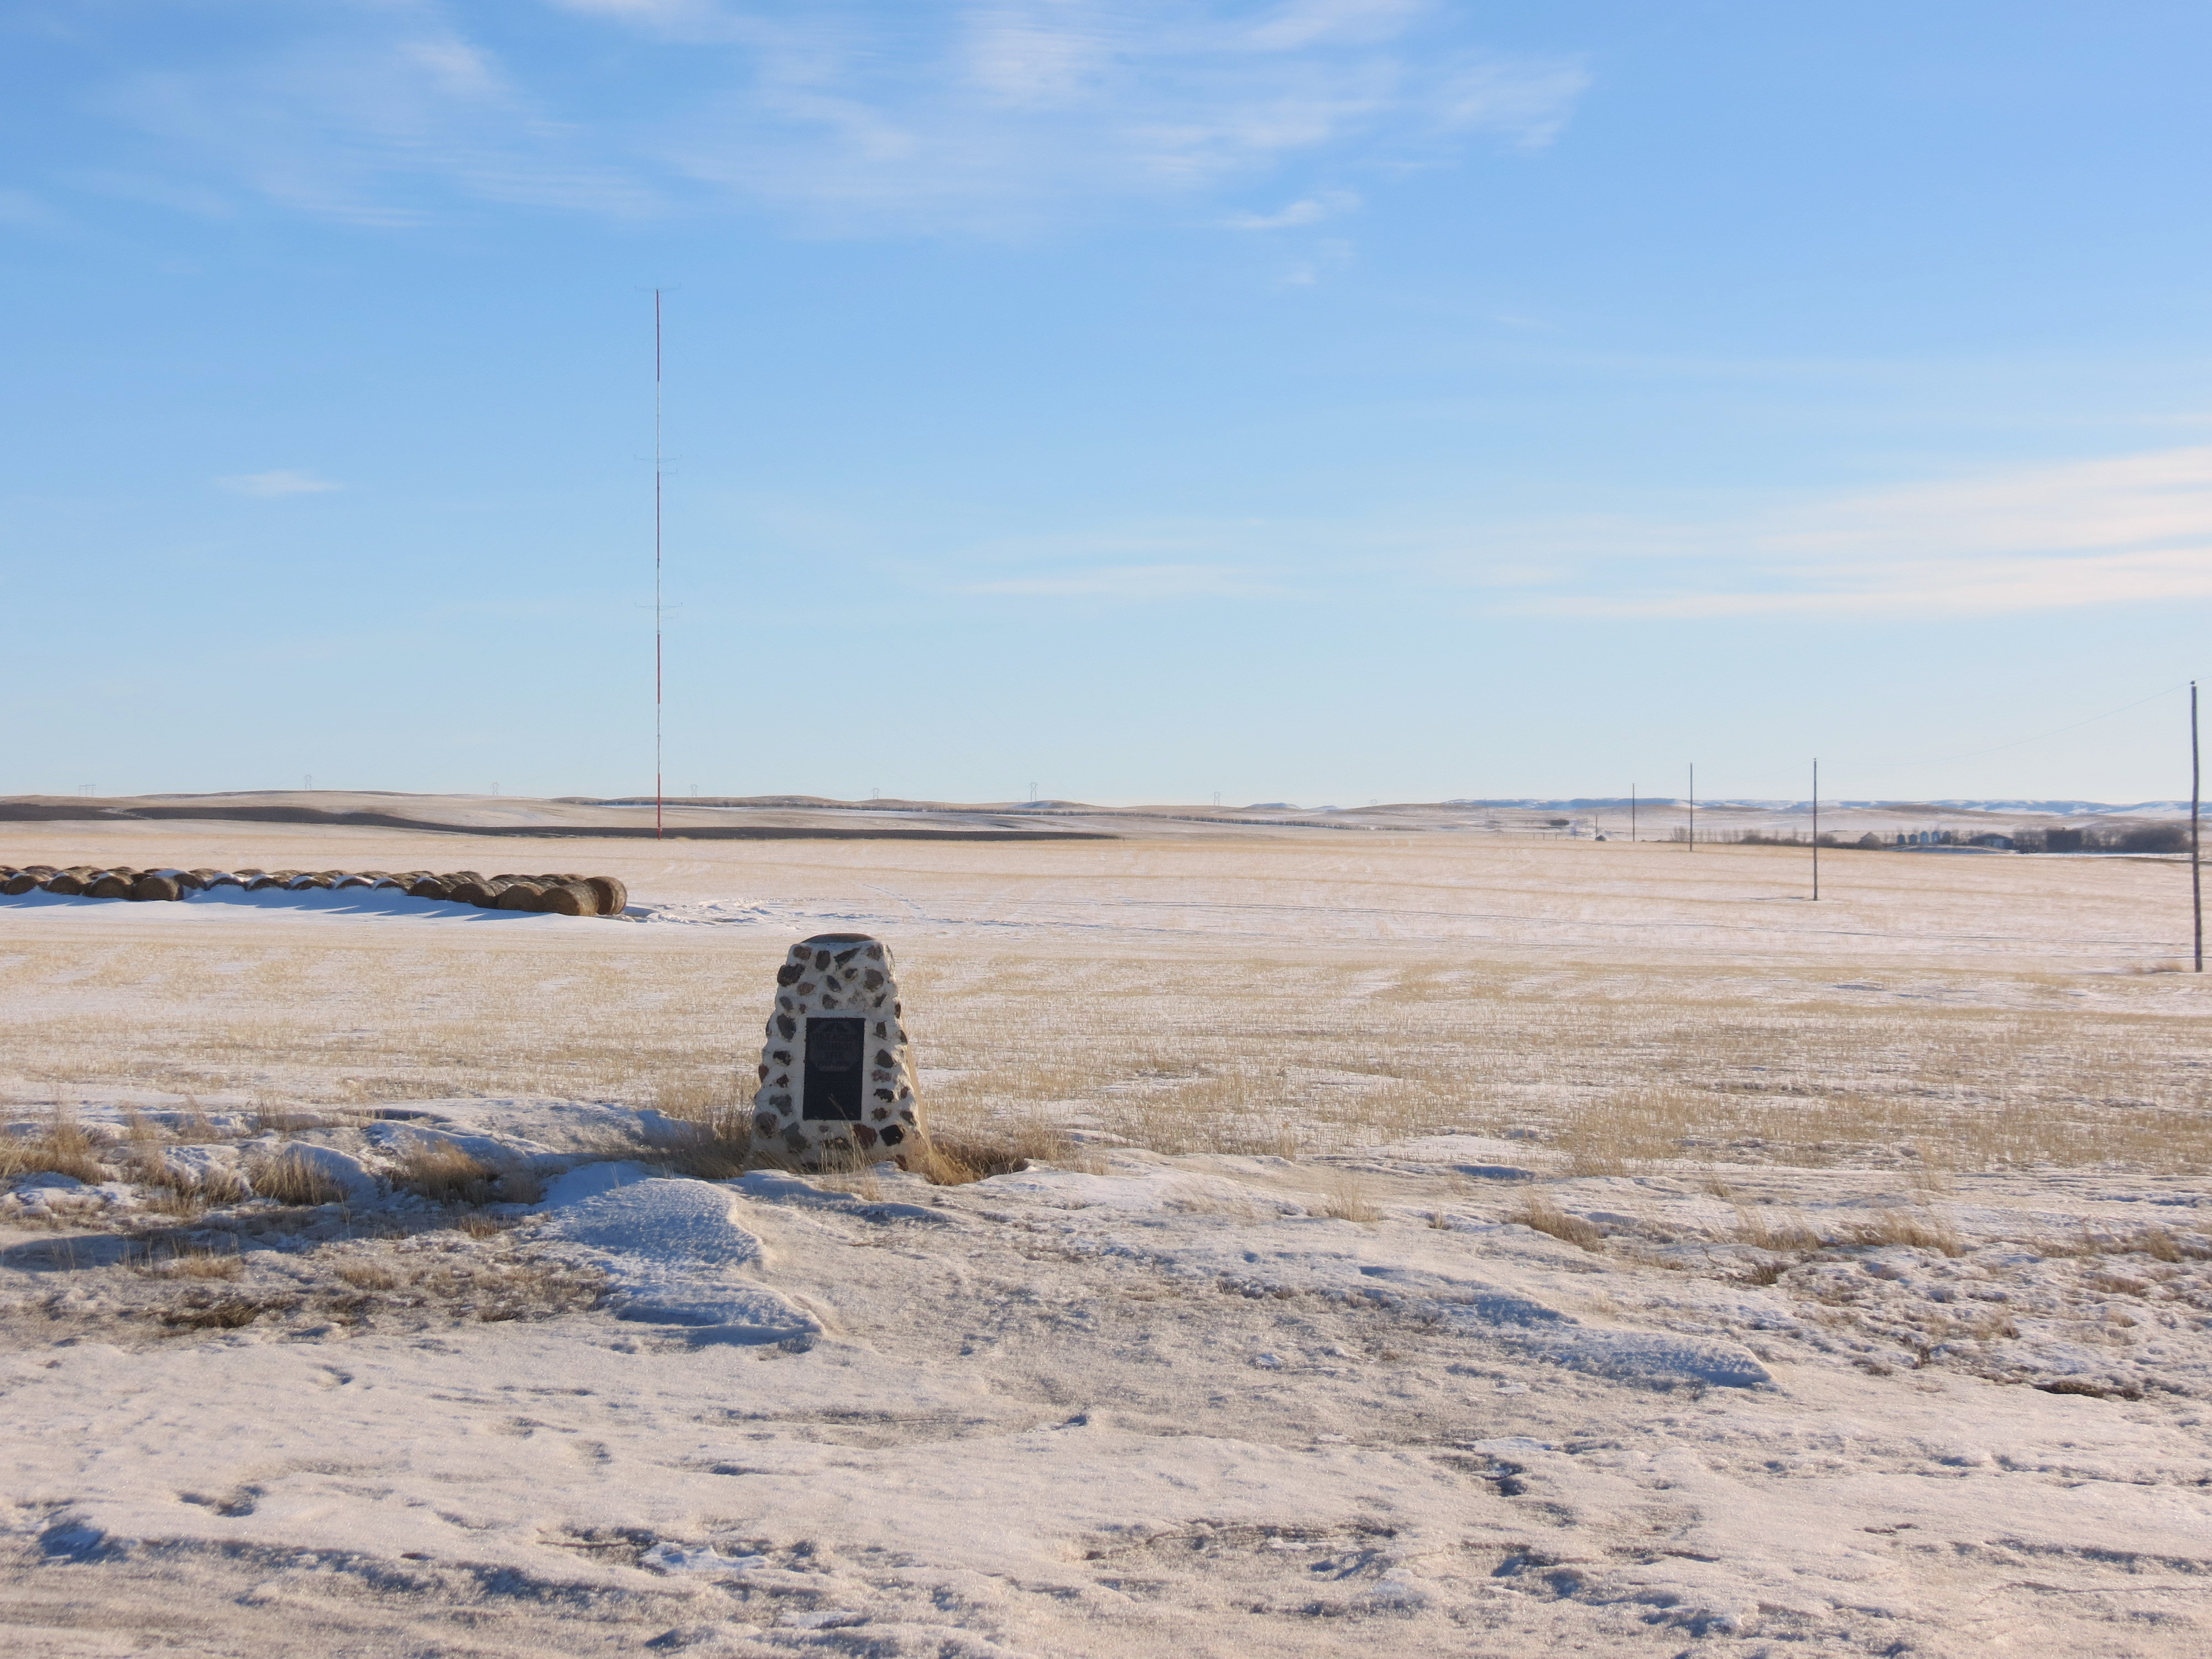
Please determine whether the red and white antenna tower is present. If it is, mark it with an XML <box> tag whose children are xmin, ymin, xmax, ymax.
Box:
<box><xmin>654</xmin><ymin>289</ymin><xmax>665</xmax><ymax>840</ymax></box>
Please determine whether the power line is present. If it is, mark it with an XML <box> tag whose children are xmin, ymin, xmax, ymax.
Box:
<box><xmin>1893</xmin><ymin>684</ymin><xmax>2187</xmax><ymax>769</ymax></box>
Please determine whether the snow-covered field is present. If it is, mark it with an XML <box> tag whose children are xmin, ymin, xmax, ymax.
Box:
<box><xmin>2</xmin><ymin>823</ymin><xmax>2208</xmax><ymax>1656</ymax></box>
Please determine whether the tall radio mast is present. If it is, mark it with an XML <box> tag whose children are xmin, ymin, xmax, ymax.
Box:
<box><xmin>654</xmin><ymin>290</ymin><xmax>664</xmax><ymax>841</ymax></box>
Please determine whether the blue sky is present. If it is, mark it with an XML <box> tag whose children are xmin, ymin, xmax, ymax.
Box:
<box><xmin>4</xmin><ymin>1</ymin><xmax>2208</xmax><ymax>805</ymax></box>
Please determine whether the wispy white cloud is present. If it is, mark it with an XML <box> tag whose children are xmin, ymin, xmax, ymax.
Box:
<box><xmin>967</xmin><ymin>562</ymin><xmax>1278</xmax><ymax>598</ymax></box>
<box><xmin>0</xmin><ymin>188</ymin><xmax>62</xmax><ymax>230</ymax></box>
<box><xmin>218</xmin><ymin>470</ymin><xmax>343</xmax><ymax>498</ymax></box>
<box><xmin>92</xmin><ymin>10</ymin><xmax>667</xmax><ymax>227</ymax></box>
<box><xmin>957</xmin><ymin>446</ymin><xmax>2212</xmax><ymax>618</ymax></box>
<box><xmin>1460</xmin><ymin>445</ymin><xmax>2212</xmax><ymax>617</ymax></box>
<box><xmin>1225</xmin><ymin>188</ymin><xmax>1358</xmax><ymax>229</ymax></box>
<box><xmin>59</xmin><ymin>2</ymin><xmax>1587</xmax><ymax>233</ymax></box>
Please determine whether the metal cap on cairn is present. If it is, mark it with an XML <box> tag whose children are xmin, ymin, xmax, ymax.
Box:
<box><xmin>752</xmin><ymin>933</ymin><xmax>922</xmax><ymax>1169</ymax></box>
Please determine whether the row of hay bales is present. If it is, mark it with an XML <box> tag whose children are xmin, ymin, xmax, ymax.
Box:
<box><xmin>0</xmin><ymin>864</ymin><xmax>628</xmax><ymax>916</ymax></box>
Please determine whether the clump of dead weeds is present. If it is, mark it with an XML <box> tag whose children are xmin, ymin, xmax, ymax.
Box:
<box><xmin>388</xmin><ymin>1142</ymin><xmax>503</xmax><ymax>1205</ymax></box>
<box><xmin>1311</xmin><ymin>1171</ymin><xmax>1379</xmax><ymax>1223</ymax></box>
<box><xmin>245</xmin><ymin>1148</ymin><xmax>347</xmax><ymax>1207</ymax></box>
<box><xmin>0</xmin><ymin>1111</ymin><xmax>109</xmax><ymax>1186</ymax></box>
<box><xmin>1508</xmin><ymin>1197</ymin><xmax>1605</xmax><ymax>1252</ymax></box>
<box><xmin>907</xmin><ymin>1117</ymin><xmax>1105</xmax><ymax>1185</ymax></box>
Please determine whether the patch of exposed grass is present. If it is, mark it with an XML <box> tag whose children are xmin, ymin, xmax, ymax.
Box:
<box><xmin>134</xmin><ymin>1245</ymin><xmax>245</xmax><ymax>1281</ymax></box>
<box><xmin>0</xmin><ymin>1111</ymin><xmax>107</xmax><ymax>1185</ymax></box>
<box><xmin>1312</xmin><ymin>1172</ymin><xmax>1379</xmax><ymax>1223</ymax></box>
<box><xmin>388</xmin><ymin>1142</ymin><xmax>497</xmax><ymax>1206</ymax></box>
<box><xmin>246</xmin><ymin>1149</ymin><xmax>346</xmax><ymax>1207</ymax></box>
<box><xmin>1734</xmin><ymin>1209</ymin><xmax>1825</xmax><ymax>1253</ymax></box>
<box><xmin>909</xmin><ymin>1115</ymin><xmax>1105</xmax><ymax>1185</ymax></box>
<box><xmin>1842</xmin><ymin>1209</ymin><xmax>1966</xmax><ymax>1256</ymax></box>
<box><xmin>1509</xmin><ymin>1197</ymin><xmax>1605</xmax><ymax>1251</ymax></box>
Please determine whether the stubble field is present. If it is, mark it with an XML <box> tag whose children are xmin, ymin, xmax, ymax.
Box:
<box><xmin>1</xmin><ymin>821</ymin><xmax>2208</xmax><ymax>1658</ymax></box>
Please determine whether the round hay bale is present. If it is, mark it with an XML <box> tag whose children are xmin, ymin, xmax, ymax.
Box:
<box><xmin>288</xmin><ymin>874</ymin><xmax>334</xmax><ymax>890</ymax></box>
<box><xmin>583</xmin><ymin>875</ymin><xmax>628</xmax><ymax>916</ymax></box>
<box><xmin>184</xmin><ymin>869</ymin><xmax>222</xmax><ymax>888</ymax></box>
<box><xmin>407</xmin><ymin>876</ymin><xmax>453</xmax><ymax>899</ymax></box>
<box><xmin>244</xmin><ymin>874</ymin><xmax>283</xmax><ymax>891</ymax></box>
<box><xmin>336</xmin><ymin>874</ymin><xmax>376</xmax><ymax>889</ymax></box>
<box><xmin>495</xmin><ymin>881</ymin><xmax>547</xmax><ymax>911</ymax></box>
<box><xmin>87</xmin><ymin>873</ymin><xmax>133</xmax><ymax>899</ymax></box>
<box><xmin>450</xmin><ymin>881</ymin><xmax>497</xmax><ymax>907</ymax></box>
<box><xmin>533</xmin><ymin>882</ymin><xmax>599</xmax><ymax>916</ymax></box>
<box><xmin>132</xmin><ymin>873</ymin><xmax>184</xmax><ymax>902</ymax></box>
<box><xmin>23</xmin><ymin>866</ymin><xmax>58</xmax><ymax>877</ymax></box>
<box><xmin>447</xmin><ymin>870</ymin><xmax>486</xmax><ymax>885</ymax></box>
<box><xmin>2</xmin><ymin>873</ymin><xmax>38</xmax><ymax>895</ymax></box>
<box><xmin>44</xmin><ymin>874</ymin><xmax>86</xmax><ymax>895</ymax></box>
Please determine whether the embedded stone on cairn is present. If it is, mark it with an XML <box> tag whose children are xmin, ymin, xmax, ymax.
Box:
<box><xmin>750</xmin><ymin>932</ymin><xmax>921</xmax><ymax>1171</ymax></box>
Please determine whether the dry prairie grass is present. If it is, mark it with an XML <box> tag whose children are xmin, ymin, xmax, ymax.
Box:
<box><xmin>132</xmin><ymin>1241</ymin><xmax>246</xmax><ymax>1280</ymax></box>
<box><xmin>1509</xmin><ymin>1197</ymin><xmax>1606</xmax><ymax>1251</ymax></box>
<box><xmin>1311</xmin><ymin>1172</ymin><xmax>1379</xmax><ymax>1223</ymax></box>
<box><xmin>2</xmin><ymin>852</ymin><xmax>2207</xmax><ymax>1180</ymax></box>
<box><xmin>389</xmin><ymin>1143</ymin><xmax>498</xmax><ymax>1206</ymax></box>
<box><xmin>130</xmin><ymin>1155</ymin><xmax>249</xmax><ymax>1213</ymax></box>
<box><xmin>244</xmin><ymin>1149</ymin><xmax>346</xmax><ymax>1207</ymax></box>
<box><xmin>1729</xmin><ymin>1207</ymin><xmax>1965</xmax><ymax>1257</ymax></box>
<box><xmin>0</xmin><ymin>1111</ymin><xmax>106</xmax><ymax>1185</ymax></box>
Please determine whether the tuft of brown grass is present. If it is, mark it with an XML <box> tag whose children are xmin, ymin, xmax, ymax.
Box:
<box><xmin>1734</xmin><ymin>1209</ymin><xmax>1824</xmax><ymax>1253</ymax></box>
<box><xmin>0</xmin><ymin>1110</ymin><xmax>108</xmax><ymax>1186</ymax></box>
<box><xmin>154</xmin><ymin>1292</ymin><xmax>293</xmax><ymax>1331</ymax></box>
<box><xmin>1509</xmin><ymin>1197</ymin><xmax>1605</xmax><ymax>1251</ymax></box>
<box><xmin>1312</xmin><ymin>1172</ymin><xmax>1379</xmax><ymax>1223</ymax></box>
<box><xmin>2033</xmin><ymin>1224</ymin><xmax>2212</xmax><ymax>1261</ymax></box>
<box><xmin>389</xmin><ymin>1141</ymin><xmax>497</xmax><ymax>1205</ymax></box>
<box><xmin>135</xmin><ymin>1245</ymin><xmax>245</xmax><ymax>1280</ymax></box>
<box><xmin>656</xmin><ymin>1134</ymin><xmax>752</xmax><ymax>1183</ymax></box>
<box><xmin>907</xmin><ymin>1115</ymin><xmax>1105</xmax><ymax>1185</ymax></box>
<box><xmin>1841</xmin><ymin>1209</ymin><xmax>1965</xmax><ymax>1256</ymax></box>
<box><xmin>246</xmin><ymin>1149</ymin><xmax>347</xmax><ymax>1207</ymax></box>
<box><xmin>132</xmin><ymin>1154</ymin><xmax>249</xmax><ymax>1212</ymax></box>
<box><xmin>333</xmin><ymin>1259</ymin><xmax>399</xmax><ymax>1290</ymax></box>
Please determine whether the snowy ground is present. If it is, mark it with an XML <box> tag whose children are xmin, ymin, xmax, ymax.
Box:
<box><xmin>2</xmin><ymin>825</ymin><xmax>2209</xmax><ymax>1655</ymax></box>
<box><xmin>4</xmin><ymin>1100</ymin><xmax>2210</xmax><ymax>1657</ymax></box>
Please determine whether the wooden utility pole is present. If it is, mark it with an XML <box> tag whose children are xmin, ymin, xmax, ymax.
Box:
<box><xmin>2193</xmin><ymin>681</ymin><xmax>2201</xmax><ymax>972</ymax></box>
<box><xmin>1688</xmin><ymin>764</ymin><xmax>1695</xmax><ymax>851</ymax></box>
<box><xmin>1631</xmin><ymin>784</ymin><xmax>1637</xmax><ymax>844</ymax></box>
<box><xmin>1812</xmin><ymin>758</ymin><xmax>1819</xmax><ymax>901</ymax></box>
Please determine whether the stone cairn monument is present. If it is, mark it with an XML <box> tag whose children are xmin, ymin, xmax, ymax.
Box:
<box><xmin>751</xmin><ymin>933</ymin><xmax>924</xmax><ymax>1169</ymax></box>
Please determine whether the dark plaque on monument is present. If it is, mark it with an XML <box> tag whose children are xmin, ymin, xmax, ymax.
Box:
<box><xmin>801</xmin><ymin>1015</ymin><xmax>867</xmax><ymax>1121</ymax></box>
